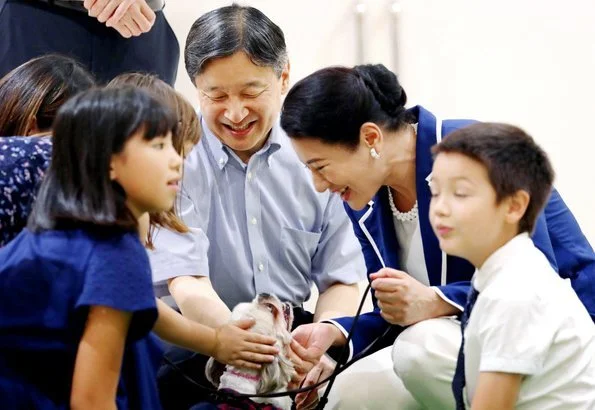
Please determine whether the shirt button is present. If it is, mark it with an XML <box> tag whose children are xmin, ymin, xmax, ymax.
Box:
<box><xmin>219</xmin><ymin>158</ymin><xmax>225</xmax><ymax>166</ymax></box>
<box><xmin>247</xmin><ymin>172</ymin><xmax>253</xmax><ymax>181</ymax></box>
<box><xmin>251</xmin><ymin>217</ymin><xmax>257</xmax><ymax>225</ymax></box>
<box><xmin>258</xmin><ymin>263</ymin><xmax>264</xmax><ymax>271</ymax></box>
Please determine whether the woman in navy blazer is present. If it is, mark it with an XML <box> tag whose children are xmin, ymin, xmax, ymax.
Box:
<box><xmin>281</xmin><ymin>64</ymin><xmax>595</xmax><ymax>409</ymax></box>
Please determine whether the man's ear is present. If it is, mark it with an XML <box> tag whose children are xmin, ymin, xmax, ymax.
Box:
<box><xmin>280</xmin><ymin>61</ymin><xmax>290</xmax><ymax>95</ymax></box>
<box><xmin>505</xmin><ymin>189</ymin><xmax>530</xmax><ymax>225</ymax></box>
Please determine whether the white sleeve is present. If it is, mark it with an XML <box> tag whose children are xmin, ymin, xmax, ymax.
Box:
<box><xmin>476</xmin><ymin>295</ymin><xmax>559</xmax><ymax>375</ymax></box>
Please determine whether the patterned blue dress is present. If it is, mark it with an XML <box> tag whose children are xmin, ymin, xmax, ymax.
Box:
<box><xmin>0</xmin><ymin>136</ymin><xmax>52</xmax><ymax>246</ymax></box>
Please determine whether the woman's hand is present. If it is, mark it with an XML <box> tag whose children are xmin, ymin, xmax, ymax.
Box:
<box><xmin>212</xmin><ymin>318</ymin><xmax>279</xmax><ymax>369</ymax></box>
<box><xmin>371</xmin><ymin>268</ymin><xmax>454</xmax><ymax>326</ymax></box>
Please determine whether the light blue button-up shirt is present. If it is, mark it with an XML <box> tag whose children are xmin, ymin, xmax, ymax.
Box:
<box><xmin>150</xmin><ymin>119</ymin><xmax>366</xmax><ymax>309</ymax></box>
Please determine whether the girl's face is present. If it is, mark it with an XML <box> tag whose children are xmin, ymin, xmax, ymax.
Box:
<box><xmin>110</xmin><ymin>130</ymin><xmax>183</xmax><ymax>218</ymax></box>
<box><xmin>290</xmin><ymin>137</ymin><xmax>386</xmax><ymax>210</ymax></box>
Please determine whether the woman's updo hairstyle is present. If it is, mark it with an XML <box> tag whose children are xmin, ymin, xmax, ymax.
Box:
<box><xmin>281</xmin><ymin>63</ymin><xmax>413</xmax><ymax>150</ymax></box>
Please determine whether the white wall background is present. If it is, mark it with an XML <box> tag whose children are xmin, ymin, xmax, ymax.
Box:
<box><xmin>164</xmin><ymin>0</ymin><xmax>595</xmax><ymax>244</ymax></box>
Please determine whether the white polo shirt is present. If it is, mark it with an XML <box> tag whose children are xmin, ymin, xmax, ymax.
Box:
<box><xmin>465</xmin><ymin>233</ymin><xmax>595</xmax><ymax>409</ymax></box>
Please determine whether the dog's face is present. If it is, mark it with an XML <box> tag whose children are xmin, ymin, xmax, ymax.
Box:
<box><xmin>207</xmin><ymin>293</ymin><xmax>296</xmax><ymax>393</ymax></box>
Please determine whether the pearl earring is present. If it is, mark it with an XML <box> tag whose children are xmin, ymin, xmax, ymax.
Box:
<box><xmin>370</xmin><ymin>148</ymin><xmax>381</xmax><ymax>159</ymax></box>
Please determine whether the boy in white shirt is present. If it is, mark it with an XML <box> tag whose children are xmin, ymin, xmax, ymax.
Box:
<box><xmin>429</xmin><ymin>122</ymin><xmax>595</xmax><ymax>410</ymax></box>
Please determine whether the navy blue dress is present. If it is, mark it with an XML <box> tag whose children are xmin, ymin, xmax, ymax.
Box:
<box><xmin>0</xmin><ymin>228</ymin><xmax>163</xmax><ymax>409</ymax></box>
<box><xmin>0</xmin><ymin>136</ymin><xmax>52</xmax><ymax>247</ymax></box>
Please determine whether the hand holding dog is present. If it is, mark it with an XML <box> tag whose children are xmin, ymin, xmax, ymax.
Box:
<box><xmin>295</xmin><ymin>354</ymin><xmax>336</xmax><ymax>410</ymax></box>
<box><xmin>370</xmin><ymin>268</ymin><xmax>444</xmax><ymax>326</ymax></box>
<box><xmin>289</xmin><ymin>323</ymin><xmax>342</xmax><ymax>387</ymax></box>
<box><xmin>212</xmin><ymin>318</ymin><xmax>279</xmax><ymax>370</ymax></box>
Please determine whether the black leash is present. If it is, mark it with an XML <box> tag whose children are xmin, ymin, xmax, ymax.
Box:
<box><xmin>164</xmin><ymin>281</ymin><xmax>394</xmax><ymax>409</ymax></box>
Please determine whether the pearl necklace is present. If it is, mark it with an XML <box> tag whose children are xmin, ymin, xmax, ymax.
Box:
<box><xmin>387</xmin><ymin>187</ymin><xmax>418</xmax><ymax>222</ymax></box>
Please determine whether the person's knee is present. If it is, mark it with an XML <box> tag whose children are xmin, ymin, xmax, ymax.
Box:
<box><xmin>325</xmin><ymin>347</ymin><xmax>416</xmax><ymax>410</ymax></box>
<box><xmin>392</xmin><ymin>318</ymin><xmax>459</xmax><ymax>384</ymax></box>
<box><xmin>392</xmin><ymin>320</ymin><xmax>435</xmax><ymax>382</ymax></box>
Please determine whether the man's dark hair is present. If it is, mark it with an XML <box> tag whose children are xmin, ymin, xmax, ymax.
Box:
<box><xmin>432</xmin><ymin>122</ymin><xmax>555</xmax><ymax>233</ymax></box>
<box><xmin>184</xmin><ymin>4</ymin><xmax>288</xmax><ymax>82</ymax></box>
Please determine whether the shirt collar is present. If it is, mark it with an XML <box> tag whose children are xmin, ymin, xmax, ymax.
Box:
<box><xmin>473</xmin><ymin>232</ymin><xmax>532</xmax><ymax>292</ymax></box>
<box><xmin>202</xmin><ymin>118</ymin><xmax>283</xmax><ymax>170</ymax></box>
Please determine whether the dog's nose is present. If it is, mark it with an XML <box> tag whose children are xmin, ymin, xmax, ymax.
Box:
<box><xmin>258</xmin><ymin>292</ymin><xmax>272</xmax><ymax>300</ymax></box>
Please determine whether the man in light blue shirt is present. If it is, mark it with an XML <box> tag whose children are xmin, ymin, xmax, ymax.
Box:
<box><xmin>151</xmin><ymin>5</ymin><xmax>366</xmax><ymax>408</ymax></box>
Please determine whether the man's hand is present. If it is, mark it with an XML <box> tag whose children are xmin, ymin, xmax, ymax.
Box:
<box><xmin>289</xmin><ymin>323</ymin><xmax>345</xmax><ymax>387</ymax></box>
<box><xmin>371</xmin><ymin>268</ymin><xmax>450</xmax><ymax>326</ymax></box>
<box><xmin>83</xmin><ymin>0</ymin><xmax>155</xmax><ymax>38</ymax></box>
<box><xmin>295</xmin><ymin>354</ymin><xmax>336</xmax><ymax>410</ymax></box>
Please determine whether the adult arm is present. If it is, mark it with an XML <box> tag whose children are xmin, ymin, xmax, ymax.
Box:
<box><xmin>314</xmin><ymin>282</ymin><xmax>360</xmax><ymax>322</ymax></box>
<box><xmin>310</xmin><ymin>195</ymin><xmax>367</xmax><ymax>320</ymax></box>
<box><xmin>540</xmin><ymin>188</ymin><xmax>595</xmax><ymax>320</ymax></box>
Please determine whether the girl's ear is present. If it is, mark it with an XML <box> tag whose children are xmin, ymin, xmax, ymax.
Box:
<box><xmin>24</xmin><ymin>115</ymin><xmax>40</xmax><ymax>136</ymax></box>
<box><xmin>109</xmin><ymin>158</ymin><xmax>118</xmax><ymax>181</ymax></box>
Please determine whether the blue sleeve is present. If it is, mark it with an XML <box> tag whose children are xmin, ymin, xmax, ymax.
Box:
<box><xmin>77</xmin><ymin>232</ymin><xmax>158</xmax><ymax>340</ymax></box>
<box><xmin>540</xmin><ymin>188</ymin><xmax>595</xmax><ymax>320</ymax></box>
<box><xmin>331</xmin><ymin>310</ymin><xmax>400</xmax><ymax>359</ymax></box>
<box><xmin>434</xmin><ymin>281</ymin><xmax>471</xmax><ymax>311</ymax></box>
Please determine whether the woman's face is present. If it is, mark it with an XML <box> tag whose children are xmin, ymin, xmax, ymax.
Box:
<box><xmin>290</xmin><ymin>137</ymin><xmax>385</xmax><ymax>210</ymax></box>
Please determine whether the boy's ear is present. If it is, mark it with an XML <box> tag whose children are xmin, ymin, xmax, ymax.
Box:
<box><xmin>505</xmin><ymin>189</ymin><xmax>530</xmax><ymax>225</ymax></box>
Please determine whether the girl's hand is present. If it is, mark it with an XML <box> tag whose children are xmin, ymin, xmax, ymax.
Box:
<box><xmin>213</xmin><ymin>318</ymin><xmax>279</xmax><ymax>369</ymax></box>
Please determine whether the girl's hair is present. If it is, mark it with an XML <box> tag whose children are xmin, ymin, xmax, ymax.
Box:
<box><xmin>28</xmin><ymin>86</ymin><xmax>179</xmax><ymax>232</ymax></box>
<box><xmin>281</xmin><ymin>64</ymin><xmax>414</xmax><ymax>150</ymax></box>
<box><xmin>0</xmin><ymin>54</ymin><xmax>95</xmax><ymax>136</ymax></box>
<box><xmin>107</xmin><ymin>73</ymin><xmax>202</xmax><ymax>247</ymax></box>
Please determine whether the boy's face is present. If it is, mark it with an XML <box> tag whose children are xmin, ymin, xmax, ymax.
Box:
<box><xmin>429</xmin><ymin>152</ymin><xmax>511</xmax><ymax>268</ymax></box>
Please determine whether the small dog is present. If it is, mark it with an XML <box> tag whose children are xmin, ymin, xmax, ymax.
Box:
<box><xmin>206</xmin><ymin>293</ymin><xmax>296</xmax><ymax>410</ymax></box>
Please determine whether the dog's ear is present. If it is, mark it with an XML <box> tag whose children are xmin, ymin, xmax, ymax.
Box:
<box><xmin>282</xmin><ymin>302</ymin><xmax>294</xmax><ymax>331</ymax></box>
<box><xmin>205</xmin><ymin>357</ymin><xmax>226</xmax><ymax>388</ymax></box>
<box><xmin>257</xmin><ymin>350</ymin><xmax>297</xmax><ymax>393</ymax></box>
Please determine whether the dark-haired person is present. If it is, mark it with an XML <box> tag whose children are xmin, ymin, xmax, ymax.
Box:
<box><xmin>0</xmin><ymin>87</ymin><xmax>278</xmax><ymax>409</ymax></box>
<box><xmin>0</xmin><ymin>54</ymin><xmax>95</xmax><ymax>137</ymax></box>
<box><xmin>0</xmin><ymin>136</ymin><xmax>51</xmax><ymax>247</ymax></box>
<box><xmin>280</xmin><ymin>64</ymin><xmax>595</xmax><ymax>409</ymax></box>
<box><xmin>150</xmin><ymin>5</ymin><xmax>366</xmax><ymax>409</ymax></box>
<box><xmin>430</xmin><ymin>123</ymin><xmax>595</xmax><ymax>410</ymax></box>
<box><xmin>0</xmin><ymin>0</ymin><xmax>179</xmax><ymax>85</ymax></box>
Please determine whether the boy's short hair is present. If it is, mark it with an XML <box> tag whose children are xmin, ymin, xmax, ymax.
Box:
<box><xmin>432</xmin><ymin>122</ymin><xmax>555</xmax><ymax>234</ymax></box>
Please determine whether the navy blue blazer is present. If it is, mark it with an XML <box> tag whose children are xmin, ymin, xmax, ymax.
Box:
<box><xmin>333</xmin><ymin>106</ymin><xmax>595</xmax><ymax>358</ymax></box>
